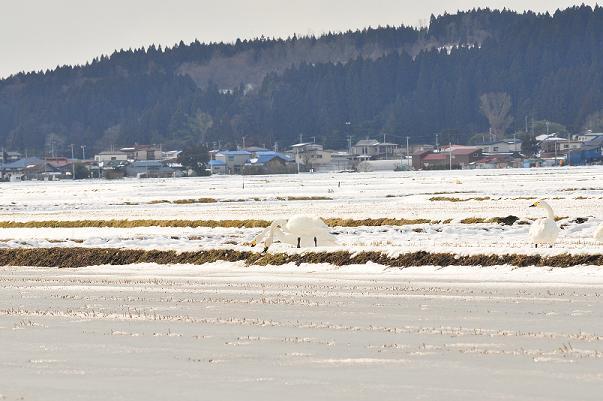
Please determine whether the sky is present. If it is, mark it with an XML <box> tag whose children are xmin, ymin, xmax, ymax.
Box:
<box><xmin>0</xmin><ymin>0</ymin><xmax>599</xmax><ymax>78</ymax></box>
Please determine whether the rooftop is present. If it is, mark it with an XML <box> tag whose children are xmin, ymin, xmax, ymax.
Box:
<box><xmin>422</xmin><ymin>153</ymin><xmax>449</xmax><ymax>161</ymax></box>
<box><xmin>354</xmin><ymin>139</ymin><xmax>380</xmax><ymax>146</ymax></box>
<box><xmin>217</xmin><ymin>150</ymin><xmax>252</xmax><ymax>156</ymax></box>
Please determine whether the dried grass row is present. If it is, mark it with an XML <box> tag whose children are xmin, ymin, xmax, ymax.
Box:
<box><xmin>0</xmin><ymin>248</ymin><xmax>600</xmax><ymax>269</ymax></box>
<box><xmin>0</xmin><ymin>215</ymin><xmax>527</xmax><ymax>229</ymax></box>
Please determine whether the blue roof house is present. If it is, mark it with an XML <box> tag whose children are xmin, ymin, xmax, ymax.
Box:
<box><xmin>215</xmin><ymin>151</ymin><xmax>251</xmax><ymax>174</ymax></box>
<box><xmin>245</xmin><ymin>151</ymin><xmax>296</xmax><ymax>174</ymax></box>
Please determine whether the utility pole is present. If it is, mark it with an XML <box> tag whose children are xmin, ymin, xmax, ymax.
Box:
<box><xmin>525</xmin><ymin>115</ymin><xmax>528</xmax><ymax>133</ymax></box>
<box><xmin>298</xmin><ymin>134</ymin><xmax>303</xmax><ymax>144</ymax></box>
<box><xmin>242</xmin><ymin>136</ymin><xmax>246</xmax><ymax>149</ymax></box>
<box><xmin>70</xmin><ymin>144</ymin><xmax>75</xmax><ymax>180</ymax></box>
<box><xmin>435</xmin><ymin>133</ymin><xmax>439</xmax><ymax>150</ymax></box>
<box><xmin>406</xmin><ymin>136</ymin><xmax>410</xmax><ymax>160</ymax></box>
<box><xmin>347</xmin><ymin>136</ymin><xmax>352</xmax><ymax>155</ymax></box>
<box><xmin>81</xmin><ymin>145</ymin><xmax>86</xmax><ymax>160</ymax></box>
<box><xmin>311</xmin><ymin>136</ymin><xmax>316</xmax><ymax>144</ymax></box>
<box><xmin>449</xmin><ymin>142</ymin><xmax>453</xmax><ymax>171</ymax></box>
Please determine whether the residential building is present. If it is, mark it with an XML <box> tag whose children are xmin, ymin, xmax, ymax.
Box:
<box><xmin>316</xmin><ymin>151</ymin><xmax>355</xmax><ymax>172</ymax></box>
<box><xmin>289</xmin><ymin>143</ymin><xmax>332</xmax><ymax>170</ymax></box>
<box><xmin>245</xmin><ymin>151</ymin><xmax>296</xmax><ymax>174</ymax></box>
<box><xmin>538</xmin><ymin>136</ymin><xmax>582</xmax><ymax>158</ymax></box>
<box><xmin>575</xmin><ymin>131</ymin><xmax>603</xmax><ymax>142</ymax></box>
<box><xmin>1</xmin><ymin>157</ymin><xmax>61</xmax><ymax>181</ymax></box>
<box><xmin>479</xmin><ymin>139</ymin><xmax>522</xmax><ymax>153</ymax></box>
<box><xmin>470</xmin><ymin>154</ymin><xmax>523</xmax><ymax>169</ymax></box>
<box><xmin>120</xmin><ymin>145</ymin><xmax>162</xmax><ymax>161</ymax></box>
<box><xmin>94</xmin><ymin>150</ymin><xmax>128</xmax><ymax>163</ymax></box>
<box><xmin>214</xmin><ymin>150</ymin><xmax>252</xmax><ymax>174</ymax></box>
<box><xmin>2</xmin><ymin>151</ymin><xmax>22</xmax><ymax>162</ymax></box>
<box><xmin>125</xmin><ymin>160</ymin><xmax>182</xmax><ymax>178</ymax></box>
<box><xmin>352</xmin><ymin>139</ymin><xmax>380</xmax><ymax>157</ymax></box>
<box><xmin>567</xmin><ymin>145</ymin><xmax>603</xmax><ymax>165</ymax></box>
<box><xmin>412</xmin><ymin>146</ymin><xmax>483</xmax><ymax>170</ymax></box>
<box><xmin>208</xmin><ymin>159</ymin><xmax>227</xmax><ymax>174</ymax></box>
<box><xmin>352</xmin><ymin>139</ymin><xmax>399</xmax><ymax>159</ymax></box>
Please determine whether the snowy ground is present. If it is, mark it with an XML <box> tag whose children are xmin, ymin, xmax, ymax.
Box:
<box><xmin>0</xmin><ymin>167</ymin><xmax>602</xmax><ymax>256</ymax></box>
<box><xmin>1</xmin><ymin>263</ymin><xmax>602</xmax><ymax>401</ymax></box>
<box><xmin>1</xmin><ymin>167</ymin><xmax>602</xmax><ymax>400</ymax></box>
<box><xmin>0</xmin><ymin>166</ymin><xmax>602</xmax><ymax>222</ymax></box>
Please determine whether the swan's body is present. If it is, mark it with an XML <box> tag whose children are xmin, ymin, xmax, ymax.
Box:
<box><xmin>253</xmin><ymin>215</ymin><xmax>337</xmax><ymax>250</ymax></box>
<box><xmin>594</xmin><ymin>224</ymin><xmax>603</xmax><ymax>243</ymax></box>
<box><xmin>528</xmin><ymin>200</ymin><xmax>559</xmax><ymax>247</ymax></box>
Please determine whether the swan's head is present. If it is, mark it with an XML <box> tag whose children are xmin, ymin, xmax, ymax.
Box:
<box><xmin>530</xmin><ymin>200</ymin><xmax>554</xmax><ymax>211</ymax></box>
<box><xmin>530</xmin><ymin>200</ymin><xmax>545</xmax><ymax>208</ymax></box>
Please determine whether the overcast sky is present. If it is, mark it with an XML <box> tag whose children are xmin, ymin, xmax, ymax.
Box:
<box><xmin>0</xmin><ymin>0</ymin><xmax>598</xmax><ymax>78</ymax></box>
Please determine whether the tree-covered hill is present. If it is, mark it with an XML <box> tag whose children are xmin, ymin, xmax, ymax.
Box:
<box><xmin>1</xmin><ymin>5</ymin><xmax>603</xmax><ymax>154</ymax></box>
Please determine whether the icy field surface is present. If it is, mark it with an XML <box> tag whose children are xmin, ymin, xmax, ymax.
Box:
<box><xmin>1</xmin><ymin>263</ymin><xmax>603</xmax><ymax>401</ymax></box>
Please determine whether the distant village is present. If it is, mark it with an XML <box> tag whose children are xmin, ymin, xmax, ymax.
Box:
<box><xmin>1</xmin><ymin>130</ymin><xmax>602</xmax><ymax>181</ymax></box>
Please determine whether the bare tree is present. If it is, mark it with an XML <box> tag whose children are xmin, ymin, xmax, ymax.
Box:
<box><xmin>479</xmin><ymin>92</ymin><xmax>514</xmax><ymax>140</ymax></box>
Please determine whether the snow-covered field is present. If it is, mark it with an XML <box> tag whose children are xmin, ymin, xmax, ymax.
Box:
<box><xmin>0</xmin><ymin>166</ymin><xmax>602</xmax><ymax>256</ymax></box>
<box><xmin>1</xmin><ymin>167</ymin><xmax>603</xmax><ymax>400</ymax></box>
<box><xmin>1</xmin><ymin>263</ymin><xmax>603</xmax><ymax>401</ymax></box>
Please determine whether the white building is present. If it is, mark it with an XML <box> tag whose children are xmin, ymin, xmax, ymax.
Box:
<box><xmin>94</xmin><ymin>150</ymin><xmax>128</xmax><ymax>163</ymax></box>
<box><xmin>289</xmin><ymin>143</ymin><xmax>332</xmax><ymax>168</ymax></box>
<box><xmin>479</xmin><ymin>139</ymin><xmax>522</xmax><ymax>153</ymax></box>
<box><xmin>352</xmin><ymin>139</ymin><xmax>399</xmax><ymax>159</ymax></box>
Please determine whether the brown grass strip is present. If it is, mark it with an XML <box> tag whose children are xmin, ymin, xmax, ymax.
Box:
<box><xmin>0</xmin><ymin>248</ymin><xmax>600</xmax><ymax>269</ymax></box>
<box><xmin>0</xmin><ymin>215</ymin><xmax>543</xmax><ymax>229</ymax></box>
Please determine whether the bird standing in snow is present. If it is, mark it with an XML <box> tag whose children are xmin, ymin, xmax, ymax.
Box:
<box><xmin>252</xmin><ymin>215</ymin><xmax>337</xmax><ymax>251</ymax></box>
<box><xmin>528</xmin><ymin>200</ymin><xmax>560</xmax><ymax>248</ymax></box>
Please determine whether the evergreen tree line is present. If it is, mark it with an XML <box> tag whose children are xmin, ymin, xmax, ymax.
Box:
<box><xmin>0</xmin><ymin>5</ymin><xmax>602</xmax><ymax>155</ymax></box>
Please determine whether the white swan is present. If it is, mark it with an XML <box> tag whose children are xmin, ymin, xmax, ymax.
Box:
<box><xmin>252</xmin><ymin>215</ymin><xmax>337</xmax><ymax>251</ymax></box>
<box><xmin>594</xmin><ymin>224</ymin><xmax>603</xmax><ymax>243</ymax></box>
<box><xmin>528</xmin><ymin>200</ymin><xmax>560</xmax><ymax>248</ymax></box>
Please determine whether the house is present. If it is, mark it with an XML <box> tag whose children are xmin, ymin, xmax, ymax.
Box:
<box><xmin>567</xmin><ymin>145</ymin><xmax>603</xmax><ymax>165</ymax></box>
<box><xmin>161</xmin><ymin>150</ymin><xmax>182</xmax><ymax>162</ymax></box>
<box><xmin>94</xmin><ymin>150</ymin><xmax>128</xmax><ymax>163</ymax></box>
<box><xmin>214</xmin><ymin>150</ymin><xmax>252</xmax><ymax>174</ymax></box>
<box><xmin>538</xmin><ymin>135</ymin><xmax>582</xmax><ymax>158</ymax></box>
<box><xmin>100</xmin><ymin>159</ymin><xmax>128</xmax><ymax>179</ymax></box>
<box><xmin>412</xmin><ymin>146</ymin><xmax>483</xmax><ymax>170</ymax></box>
<box><xmin>120</xmin><ymin>145</ymin><xmax>162</xmax><ymax>161</ymax></box>
<box><xmin>2</xmin><ymin>151</ymin><xmax>22</xmax><ymax>162</ymax></box>
<box><xmin>352</xmin><ymin>139</ymin><xmax>380</xmax><ymax>157</ymax></box>
<box><xmin>316</xmin><ymin>151</ymin><xmax>355</xmax><ymax>172</ymax></box>
<box><xmin>245</xmin><ymin>151</ymin><xmax>296</xmax><ymax>174</ymax></box>
<box><xmin>289</xmin><ymin>143</ymin><xmax>332</xmax><ymax>170</ymax></box>
<box><xmin>208</xmin><ymin>159</ymin><xmax>227</xmax><ymax>174</ymax></box>
<box><xmin>470</xmin><ymin>153</ymin><xmax>522</xmax><ymax>169</ymax></box>
<box><xmin>1</xmin><ymin>157</ymin><xmax>60</xmax><ymax>181</ymax></box>
<box><xmin>479</xmin><ymin>139</ymin><xmax>522</xmax><ymax>153</ymax></box>
<box><xmin>352</xmin><ymin>139</ymin><xmax>399</xmax><ymax>159</ymax></box>
<box><xmin>125</xmin><ymin>160</ymin><xmax>181</xmax><ymax>178</ymax></box>
<box><xmin>575</xmin><ymin>131</ymin><xmax>603</xmax><ymax>142</ymax></box>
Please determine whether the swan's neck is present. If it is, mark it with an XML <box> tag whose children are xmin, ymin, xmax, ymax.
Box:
<box><xmin>541</xmin><ymin>203</ymin><xmax>555</xmax><ymax>219</ymax></box>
